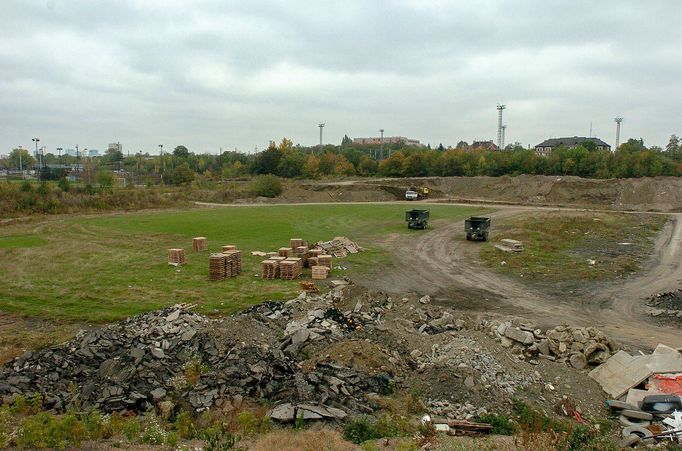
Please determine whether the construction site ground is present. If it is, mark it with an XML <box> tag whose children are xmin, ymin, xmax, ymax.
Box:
<box><xmin>2</xmin><ymin>175</ymin><xmax>682</xmax><ymax>448</ymax></box>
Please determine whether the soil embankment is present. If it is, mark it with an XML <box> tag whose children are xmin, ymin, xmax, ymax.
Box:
<box><xmin>281</xmin><ymin>175</ymin><xmax>682</xmax><ymax>212</ymax></box>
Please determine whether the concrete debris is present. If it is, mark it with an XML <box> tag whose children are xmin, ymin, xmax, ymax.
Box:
<box><xmin>484</xmin><ymin>320</ymin><xmax>616</xmax><ymax>369</ymax></box>
<box><xmin>647</xmin><ymin>290</ymin><xmax>682</xmax><ymax>324</ymax></box>
<box><xmin>589</xmin><ymin>345</ymin><xmax>682</xmax><ymax>399</ymax></box>
<box><xmin>0</xmin><ymin>299</ymin><xmax>390</xmax><ymax>416</ymax></box>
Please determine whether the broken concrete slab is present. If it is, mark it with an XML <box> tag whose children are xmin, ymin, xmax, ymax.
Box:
<box><xmin>504</xmin><ymin>327</ymin><xmax>534</xmax><ymax>345</ymax></box>
<box><xmin>589</xmin><ymin>351</ymin><xmax>653</xmax><ymax>399</ymax></box>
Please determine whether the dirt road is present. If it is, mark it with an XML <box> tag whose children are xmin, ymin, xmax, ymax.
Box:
<box><xmin>362</xmin><ymin>206</ymin><xmax>682</xmax><ymax>350</ymax></box>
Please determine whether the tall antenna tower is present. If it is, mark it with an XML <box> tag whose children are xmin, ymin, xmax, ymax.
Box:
<box><xmin>318</xmin><ymin>123</ymin><xmax>325</xmax><ymax>153</ymax></box>
<box><xmin>614</xmin><ymin>117</ymin><xmax>623</xmax><ymax>150</ymax></box>
<box><xmin>496</xmin><ymin>104</ymin><xmax>506</xmax><ymax>149</ymax></box>
<box><xmin>501</xmin><ymin>125</ymin><xmax>507</xmax><ymax>150</ymax></box>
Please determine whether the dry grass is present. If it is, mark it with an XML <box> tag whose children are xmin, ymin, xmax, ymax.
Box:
<box><xmin>0</xmin><ymin>314</ymin><xmax>83</xmax><ymax>363</ymax></box>
<box><xmin>480</xmin><ymin>211</ymin><xmax>667</xmax><ymax>283</ymax></box>
<box><xmin>248</xmin><ymin>427</ymin><xmax>358</xmax><ymax>451</ymax></box>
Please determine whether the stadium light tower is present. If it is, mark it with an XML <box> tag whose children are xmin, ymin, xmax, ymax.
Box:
<box><xmin>318</xmin><ymin>123</ymin><xmax>325</xmax><ymax>153</ymax></box>
<box><xmin>32</xmin><ymin>138</ymin><xmax>40</xmax><ymax>170</ymax></box>
<box><xmin>380</xmin><ymin>129</ymin><xmax>385</xmax><ymax>159</ymax></box>
<box><xmin>496</xmin><ymin>105</ymin><xmax>506</xmax><ymax>150</ymax></box>
<box><xmin>501</xmin><ymin>125</ymin><xmax>507</xmax><ymax>150</ymax></box>
<box><xmin>614</xmin><ymin>117</ymin><xmax>623</xmax><ymax>150</ymax></box>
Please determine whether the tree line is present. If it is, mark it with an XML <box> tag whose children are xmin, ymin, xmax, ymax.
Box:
<box><xmin>3</xmin><ymin>135</ymin><xmax>682</xmax><ymax>184</ymax></box>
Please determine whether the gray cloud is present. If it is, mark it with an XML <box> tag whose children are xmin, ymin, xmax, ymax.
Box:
<box><xmin>1</xmin><ymin>0</ymin><xmax>681</xmax><ymax>154</ymax></box>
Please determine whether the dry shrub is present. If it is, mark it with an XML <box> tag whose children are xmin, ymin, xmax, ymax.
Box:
<box><xmin>249</xmin><ymin>427</ymin><xmax>358</xmax><ymax>451</ymax></box>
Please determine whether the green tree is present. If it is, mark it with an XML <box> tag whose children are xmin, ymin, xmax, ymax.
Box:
<box><xmin>666</xmin><ymin>135</ymin><xmax>680</xmax><ymax>160</ymax></box>
<box><xmin>173</xmin><ymin>145</ymin><xmax>190</xmax><ymax>158</ymax></box>
<box><xmin>341</xmin><ymin>134</ymin><xmax>352</xmax><ymax>146</ymax></box>
<box><xmin>97</xmin><ymin>170</ymin><xmax>114</xmax><ymax>189</ymax></box>
<box><xmin>171</xmin><ymin>163</ymin><xmax>195</xmax><ymax>185</ymax></box>
<box><xmin>9</xmin><ymin>148</ymin><xmax>36</xmax><ymax>170</ymax></box>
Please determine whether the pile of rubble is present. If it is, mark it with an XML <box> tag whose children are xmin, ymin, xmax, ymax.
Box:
<box><xmin>0</xmin><ymin>300</ymin><xmax>389</xmax><ymax>417</ymax></box>
<box><xmin>647</xmin><ymin>290</ymin><xmax>682</xmax><ymax>324</ymax></box>
<box><xmin>483</xmin><ymin>320</ymin><xmax>618</xmax><ymax>369</ymax></box>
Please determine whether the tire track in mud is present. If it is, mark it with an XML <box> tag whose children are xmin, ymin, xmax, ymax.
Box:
<box><xmin>363</xmin><ymin>208</ymin><xmax>682</xmax><ymax>349</ymax></box>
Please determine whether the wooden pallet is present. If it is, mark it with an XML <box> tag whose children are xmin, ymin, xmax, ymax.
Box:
<box><xmin>208</xmin><ymin>253</ymin><xmax>226</xmax><ymax>280</ymax></box>
<box><xmin>279</xmin><ymin>260</ymin><xmax>301</xmax><ymax>280</ymax></box>
<box><xmin>167</xmin><ymin>248</ymin><xmax>185</xmax><ymax>266</ymax></box>
<box><xmin>311</xmin><ymin>265</ymin><xmax>330</xmax><ymax>280</ymax></box>
<box><xmin>318</xmin><ymin>254</ymin><xmax>333</xmax><ymax>270</ymax></box>
<box><xmin>278</xmin><ymin>247</ymin><xmax>293</xmax><ymax>258</ymax></box>
<box><xmin>261</xmin><ymin>259</ymin><xmax>279</xmax><ymax>279</ymax></box>
<box><xmin>222</xmin><ymin>245</ymin><xmax>237</xmax><ymax>252</ymax></box>
<box><xmin>290</xmin><ymin>238</ymin><xmax>304</xmax><ymax>249</ymax></box>
<box><xmin>222</xmin><ymin>250</ymin><xmax>242</xmax><ymax>276</ymax></box>
<box><xmin>192</xmin><ymin>237</ymin><xmax>208</xmax><ymax>252</ymax></box>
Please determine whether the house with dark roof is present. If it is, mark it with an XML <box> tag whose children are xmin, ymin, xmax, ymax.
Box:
<box><xmin>468</xmin><ymin>140</ymin><xmax>500</xmax><ymax>151</ymax></box>
<box><xmin>534</xmin><ymin>136</ymin><xmax>610</xmax><ymax>157</ymax></box>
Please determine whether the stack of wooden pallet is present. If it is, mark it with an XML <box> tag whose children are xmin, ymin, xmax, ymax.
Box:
<box><xmin>290</xmin><ymin>238</ymin><xmax>304</xmax><ymax>249</ymax></box>
<box><xmin>222</xmin><ymin>245</ymin><xmax>237</xmax><ymax>252</ymax></box>
<box><xmin>311</xmin><ymin>265</ymin><xmax>330</xmax><ymax>280</ymax></box>
<box><xmin>222</xmin><ymin>250</ymin><xmax>243</xmax><ymax>276</ymax></box>
<box><xmin>278</xmin><ymin>247</ymin><xmax>293</xmax><ymax>258</ymax></box>
<box><xmin>167</xmin><ymin>248</ymin><xmax>185</xmax><ymax>266</ymax></box>
<box><xmin>280</xmin><ymin>259</ymin><xmax>302</xmax><ymax>280</ymax></box>
<box><xmin>261</xmin><ymin>260</ymin><xmax>279</xmax><ymax>279</ymax></box>
<box><xmin>318</xmin><ymin>254</ymin><xmax>333</xmax><ymax>270</ymax></box>
<box><xmin>209</xmin><ymin>253</ymin><xmax>227</xmax><ymax>280</ymax></box>
<box><xmin>192</xmin><ymin>237</ymin><xmax>208</xmax><ymax>252</ymax></box>
<box><xmin>307</xmin><ymin>256</ymin><xmax>319</xmax><ymax>268</ymax></box>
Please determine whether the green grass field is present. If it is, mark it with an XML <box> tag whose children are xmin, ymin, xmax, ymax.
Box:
<box><xmin>0</xmin><ymin>204</ymin><xmax>481</xmax><ymax>322</ymax></box>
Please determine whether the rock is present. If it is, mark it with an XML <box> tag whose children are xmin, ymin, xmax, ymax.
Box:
<box><xmin>419</xmin><ymin>295</ymin><xmax>431</xmax><ymax>304</ymax></box>
<box><xmin>569</xmin><ymin>353</ymin><xmax>588</xmax><ymax>370</ymax></box>
<box><xmin>291</xmin><ymin>328</ymin><xmax>311</xmax><ymax>346</ymax></box>
<box><xmin>151</xmin><ymin>348</ymin><xmax>165</xmax><ymax>359</ymax></box>
<box><xmin>500</xmin><ymin>337</ymin><xmax>513</xmax><ymax>348</ymax></box>
<box><xmin>464</xmin><ymin>376</ymin><xmax>475</xmax><ymax>389</ymax></box>
<box><xmin>158</xmin><ymin>400</ymin><xmax>175</xmax><ymax>420</ymax></box>
<box><xmin>166</xmin><ymin>310</ymin><xmax>181</xmax><ymax>322</ymax></box>
<box><xmin>410</xmin><ymin>350</ymin><xmax>423</xmax><ymax>359</ymax></box>
<box><xmin>150</xmin><ymin>388</ymin><xmax>167</xmax><ymax>399</ymax></box>
<box><xmin>504</xmin><ymin>327</ymin><xmax>534</xmax><ymax>345</ymax></box>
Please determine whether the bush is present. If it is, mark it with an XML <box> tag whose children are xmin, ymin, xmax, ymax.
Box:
<box><xmin>478</xmin><ymin>413</ymin><xmax>518</xmax><ymax>435</ymax></box>
<box><xmin>251</xmin><ymin>175</ymin><xmax>282</xmax><ymax>198</ymax></box>
<box><xmin>343</xmin><ymin>416</ymin><xmax>380</xmax><ymax>444</ymax></box>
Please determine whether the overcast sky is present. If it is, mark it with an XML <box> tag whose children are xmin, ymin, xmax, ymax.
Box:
<box><xmin>1</xmin><ymin>0</ymin><xmax>681</xmax><ymax>155</ymax></box>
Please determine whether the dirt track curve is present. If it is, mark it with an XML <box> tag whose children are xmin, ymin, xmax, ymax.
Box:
<box><xmin>362</xmin><ymin>206</ymin><xmax>682</xmax><ymax>350</ymax></box>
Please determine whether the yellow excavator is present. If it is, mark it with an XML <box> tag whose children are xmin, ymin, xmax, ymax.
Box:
<box><xmin>405</xmin><ymin>186</ymin><xmax>430</xmax><ymax>200</ymax></box>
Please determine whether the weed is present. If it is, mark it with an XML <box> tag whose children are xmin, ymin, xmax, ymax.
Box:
<box><xmin>174</xmin><ymin>409</ymin><xmax>196</xmax><ymax>439</ymax></box>
<box><xmin>235</xmin><ymin>410</ymin><xmax>270</xmax><ymax>436</ymax></box>
<box><xmin>122</xmin><ymin>417</ymin><xmax>141</xmax><ymax>443</ymax></box>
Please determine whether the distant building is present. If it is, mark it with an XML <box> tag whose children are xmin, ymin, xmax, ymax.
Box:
<box><xmin>353</xmin><ymin>136</ymin><xmax>421</xmax><ymax>147</ymax></box>
<box><xmin>468</xmin><ymin>140</ymin><xmax>499</xmax><ymax>151</ymax></box>
<box><xmin>108</xmin><ymin>142</ymin><xmax>122</xmax><ymax>154</ymax></box>
<box><xmin>88</xmin><ymin>149</ymin><xmax>100</xmax><ymax>157</ymax></box>
<box><xmin>534</xmin><ymin>136</ymin><xmax>611</xmax><ymax>157</ymax></box>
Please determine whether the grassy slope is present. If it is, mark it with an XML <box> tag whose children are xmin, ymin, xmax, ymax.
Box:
<box><xmin>0</xmin><ymin>204</ymin><xmax>480</xmax><ymax>322</ymax></box>
<box><xmin>480</xmin><ymin>212</ymin><xmax>667</xmax><ymax>284</ymax></box>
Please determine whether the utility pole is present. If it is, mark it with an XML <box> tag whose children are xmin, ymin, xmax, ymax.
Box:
<box><xmin>158</xmin><ymin>144</ymin><xmax>164</xmax><ymax>183</ymax></box>
<box><xmin>614</xmin><ymin>117</ymin><xmax>623</xmax><ymax>150</ymax></box>
<box><xmin>32</xmin><ymin>138</ymin><xmax>40</xmax><ymax>174</ymax></box>
<box><xmin>76</xmin><ymin>144</ymin><xmax>80</xmax><ymax>172</ymax></box>
<box><xmin>18</xmin><ymin>145</ymin><xmax>24</xmax><ymax>179</ymax></box>
<box><xmin>379</xmin><ymin>129</ymin><xmax>385</xmax><ymax>159</ymax></box>
<box><xmin>318</xmin><ymin>123</ymin><xmax>325</xmax><ymax>154</ymax></box>
<box><xmin>496</xmin><ymin>105</ymin><xmax>506</xmax><ymax>150</ymax></box>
